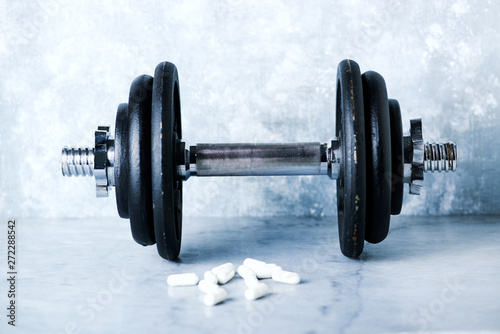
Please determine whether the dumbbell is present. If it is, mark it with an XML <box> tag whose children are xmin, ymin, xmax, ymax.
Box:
<box><xmin>61</xmin><ymin>59</ymin><xmax>457</xmax><ymax>260</ymax></box>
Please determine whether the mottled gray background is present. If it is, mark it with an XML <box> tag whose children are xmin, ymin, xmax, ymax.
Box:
<box><xmin>0</xmin><ymin>0</ymin><xmax>498</xmax><ymax>218</ymax></box>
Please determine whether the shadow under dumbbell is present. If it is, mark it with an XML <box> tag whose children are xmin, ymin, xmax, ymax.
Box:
<box><xmin>177</xmin><ymin>216</ymin><xmax>338</xmax><ymax>265</ymax></box>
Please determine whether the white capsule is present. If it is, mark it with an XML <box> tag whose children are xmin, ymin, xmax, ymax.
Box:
<box><xmin>237</xmin><ymin>264</ymin><xmax>255</xmax><ymax>278</ymax></box>
<box><xmin>204</xmin><ymin>270</ymin><xmax>219</xmax><ymax>284</ymax></box>
<box><xmin>259</xmin><ymin>264</ymin><xmax>282</xmax><ymax>279</ymax></box>
<box><xmin>217</xmin><ymin>269</ymin><xmax>235</xmax><ymax>284</ymax></box>
<box><xmin>211</xmin><ymin>263</ymin><xmax>235</xmax><ymax>284</ymax></box>
<box><xmin>243</xmin><ymin>258</ymin><xmax>267</xmax><ymax>268</ymax></box>
<box><xmin>242</xmin><ymin>258</ymin><xmax>281</xmax><ymax>278</ymax></box>
<box><xmin>248</xmin><ymin>263</ymin><xmax>281</xmax><ymax>279</ymax></box>
<box><xmin>245</xmin><ymin>282</ymin><xmax>268</xmax><ymax>301</ymax></box>
<box><xmin>211</xmin><ymin>262</ymin><xmax>235</xmax><ymax>274</ymax></box>
<box><xmin>198</xmin><ymin>279</ymin><xmax>221</xmax><ymax>294</ymax></box>
<box><xmin>272</xmin><ymin>269</ymin><xmax>300</xmax><ymax>284</ymax></box>
<box><xmin>204</xmin><ymin>287</ymin><xmax>227</xmax><ymax>306</ymax></box>
<box><xmin>237</xmin><ymin>265</ymin><xmax>259</xmax><ymax>287</ymax></box>
<box><xmin>167</xmin><ymin>273</ymin><xmax>199</xmax><ymax>286</ymax></box>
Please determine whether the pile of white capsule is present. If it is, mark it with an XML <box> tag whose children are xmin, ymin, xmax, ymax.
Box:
<box><xmin>166</xmin><ymin>258</ymin><xmax>301</xmax><ymax>306</ymax></box>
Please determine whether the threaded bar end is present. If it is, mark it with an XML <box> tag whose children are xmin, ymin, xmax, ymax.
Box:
<box><xmin>424</xmin><ymin>142</ymin><xmax>457</xmax><ymax>172</ymax></box>
<box><xmin>61</xmin><ymin>147</ymin><xmax>95</xmax><ymax>177</ymax></box>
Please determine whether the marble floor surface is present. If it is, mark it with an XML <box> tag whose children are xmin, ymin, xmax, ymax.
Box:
<box><xmin>0</xmin><ymin>215</ymin><xmax>499</xmax><ymax>334</ymax></box>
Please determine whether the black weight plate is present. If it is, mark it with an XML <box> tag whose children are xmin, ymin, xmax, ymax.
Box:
<box><xmin>151</xmin><ymin>62</ymin><xmax>183</xmax><ymax>260</ymax></box>
<box><xmin>362</xmin><ymin>71</ymin><xmax>391</xmax><ymax>244</ymax></box>
<box><xmin>115</xmin><ymin>103</ymin><xmax>130</xmax><ymax>219</ymax></box>
<box><xmin>128</xmin><ymin>75</ymin><xmax>156</xmax><ymax>246</ymax></box>
<box><xmin>388</xmin><ymin>99</ymin><xmax>404</xmax><ymax>215</ymax></box>
<box><xmin>336</xmin><ymin>59</ymin><xmax>367</xmax><ymax>258</ymax></box>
